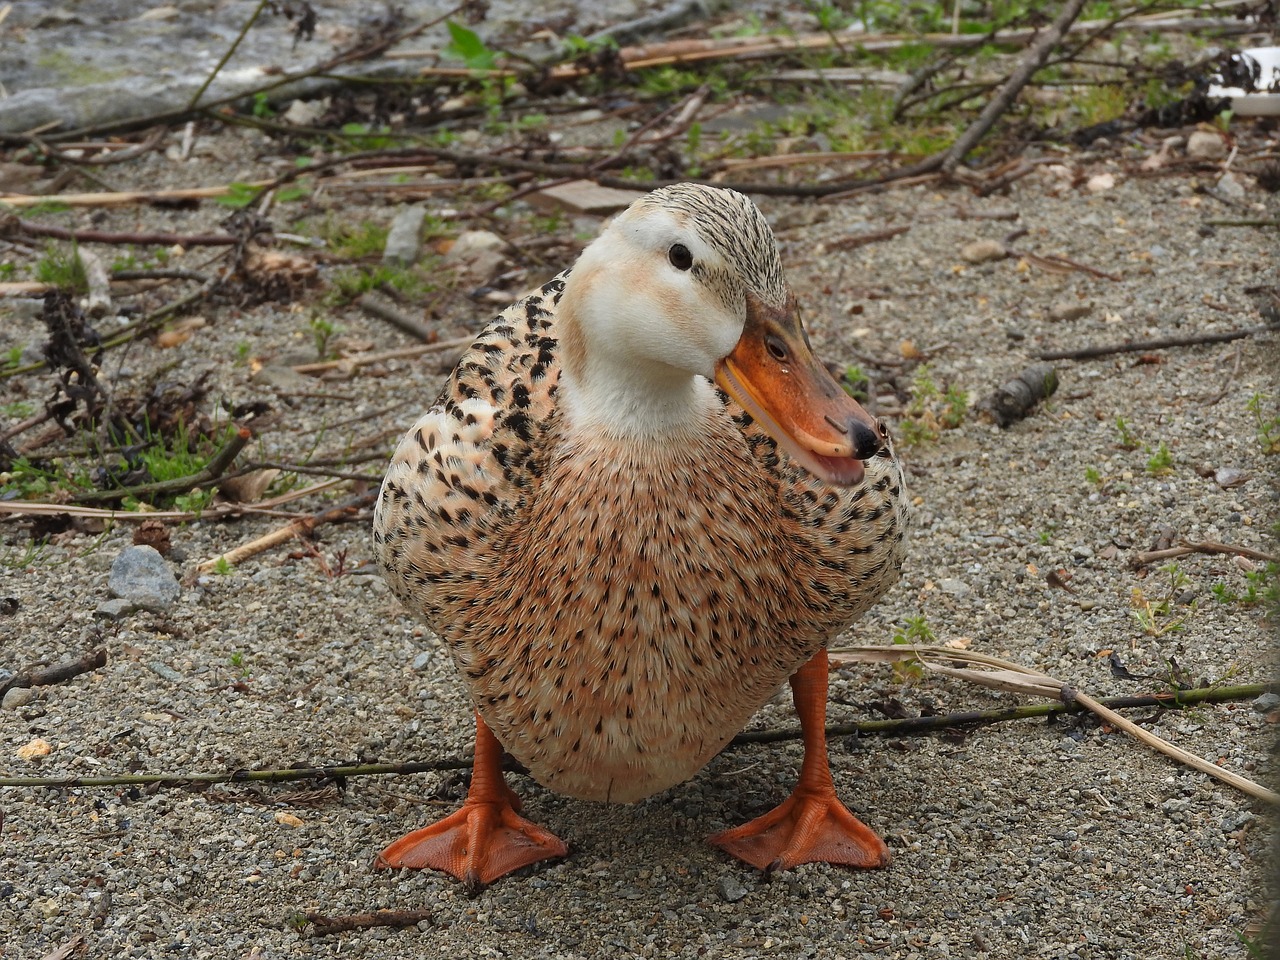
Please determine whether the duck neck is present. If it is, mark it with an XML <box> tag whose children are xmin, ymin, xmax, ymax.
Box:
<box><xmin>557</xmin><ymin>302</ymin><xmax>718</xmax><ymax>444</ymax></box>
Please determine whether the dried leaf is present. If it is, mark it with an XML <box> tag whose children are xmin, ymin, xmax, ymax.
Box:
<box><xmin>219</xmin><ymin>469</ymin><xmax>280</xmax><ymax>503</ymax></box>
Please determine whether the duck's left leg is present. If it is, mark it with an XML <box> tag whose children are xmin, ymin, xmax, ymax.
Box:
<box><xmin>708</xmin><ymin>648</ymin><xmax>890</xmax><ymax>872</ymax></box>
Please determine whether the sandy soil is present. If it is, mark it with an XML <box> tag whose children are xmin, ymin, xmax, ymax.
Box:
<box><xmin>1</xmin><ymin>116</ymin><xmax>1277</xmax><ymax>960</ymax></box>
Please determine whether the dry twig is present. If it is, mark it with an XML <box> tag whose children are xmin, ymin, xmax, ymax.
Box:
<box><xmin>1037</xmin><ymin>323</ymin><xmax>1280</xmax><ymax>361</ymax></box>
<box><xmin>1130</xmin><ymin>540</ymin><xmax>1279</xmax><ymax>568</ymax></box>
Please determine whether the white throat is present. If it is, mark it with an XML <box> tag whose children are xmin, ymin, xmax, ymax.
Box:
<box><xmin>559</xmin><ymin>354</ymin><xmax>719</xmax><ymax>441</ymax></box>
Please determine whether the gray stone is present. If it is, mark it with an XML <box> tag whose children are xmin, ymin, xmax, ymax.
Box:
<box><xmin>716</xmin><ymin>877</ymin><xmax>748</xmax><ymax>902</ymax></box>
<box><xmin>250</xmin><ymin>365</ymin><xmax>313</xmax><ymax>394</ymax></box>
<box><xmin>959</xmin><ymin>239</ymin><xmax>1007</xmax><ymax>264</ymax></box>
<box><xmin>3</xmin><ymin>687</ymin><xmax>35</xmax><ymax>710</ymax></box>
<box><xmin>93</xmin><ymin>598</ymin><xmax>137</xmax><ymax>621</ymax></box>
<box><xmin>1252</xmin><ymin>693</ymin><xmax>1280</xmax><ymax>714</ymax></box>
<box><xmin>383</xmin><ymin>205</ymin><xmax>427</xmax><ymax>267</ymax></box>
<box><xmin>108</xmin><ymin>545</ymin><xmax>180</xmax><ymax>611</ymax></box>
<box><xmin>147</xmin><ymin>661</ymin><xmax>185</xmax><ymax>684</ymax></box>
<box><xmin>1216</xmin><ymin>172</ymin><xmax>1245</xmax><ymax>201</ymax></box>
<box><xmin>412</xmin><ymin>651</ymin><xmax>433</xmax><ymax>671</ymax></box>
<box><xmin>1048</xmin><ymin>301</ymin><xmax>1092</xmax><ymax>322</ymax></box>
<box><xmin>939</xmin><ymin>578</ymin><xmax>971</xmax><ymax>597</ymax></box>
<box><xmin>1186</xmin><ymin>130</ymin><xmax>1226</xmax><ymax>161</ymax></box>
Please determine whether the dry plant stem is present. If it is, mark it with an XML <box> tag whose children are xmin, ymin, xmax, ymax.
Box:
<box><xmin>831</xmin><ymin>644</ymin><xmax>1277</xmax><ymax>806</ymax></box>
<box><xmin>0</xmin><ymin>478</ymin><xmax>345</xmax><ymax>523</ymax></box>
<box><xmin>304</xmin><ymin>909</ymin><xmax>433</xmax><ymax>937</ymax></box>
<box><xmin>187</xmin><ymin>0</ymin><xmax>270</xmax><ymax>111</ymax></box>
<box><xmin>1070</xmin><ymin>690</ymin><xmax>1280</xmax><ymax>806</ymax></box>
<box><xmin>290</xmin><ymin>336</ymin><xmax>473</xmax><ymax>374</ymax></box>
<box><xmin>0</xmin><ymin>648</ymin><xmax>107</xmax><ymax>698</ymax></box>
<box><xmin>0</xmin><ymin>183</ymin><xmax>273</xmax><ymax>209</ymax></box>
<box><xmin>1131</xmin><ymin>540</ymin><xmax>1279</xmax><ymax>567</ymax></box>
<box><xmin>1014</xmin><ymin>249</ymin><xmax>1120</xmax><ymax>281</ymax></box>
<box><xmin>72</xmin><ymin>427</ymin><xmax>250</xmax><ymax>504</ymax></box>
<box><xmin>1037</xmin><ymin>323</ymin><xmax>1280</xmax><ymax>361</ymax></box>
<box><xmin>4</xmin><ymin>217</ymin><xmax>239</xmax><ymax>247</ymax></box>
<box><xmin>356</xmin><ymin>293</ymin><xmax>436</xmax><ymax>343</ymax></box>
<box><xmin>940</xmin><ymin>0</ymin><xmax>1089</xmax><ymax>174</ymax></box>
<box><xmin>195</xmin><ymin>489</ymin><xmax>377</xmax><ymax>573</ymax></box>
<box><xmin>825</xmin><ymin>225</ymin><xmax>912</xmax><ymax>251</ymax></box>
<box><xmin>0</xmin><ymin>682</ymin><xmax>1269</xmax><ymax>791</ymax></box>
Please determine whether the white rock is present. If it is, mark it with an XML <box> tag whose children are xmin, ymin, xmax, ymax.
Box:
<box><xmin>959</xmin><ymin>239</ymin><xmax>1007</xmax><ymax>264</ymax></box>
<box><xmin>1086</xmin><ymin>172</ymin><xmax>1115</xmax><ymax>193</ymax></box>
<box><xmin>1186</xmin><ymin>130</ymin><xmax>1226</xmax><ymax>161</ymax></box>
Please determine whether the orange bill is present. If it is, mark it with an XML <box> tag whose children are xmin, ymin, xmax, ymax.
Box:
<box><xmin>714</xmin><ymin>294</ymin><xmax>881</xmax><ymax>487</ymax></box>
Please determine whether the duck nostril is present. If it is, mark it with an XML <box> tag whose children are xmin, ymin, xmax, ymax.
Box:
<box><xmin>851</xmin><ymin>420</ymin><xmax>882</xmax><ymax>460</ymax></box>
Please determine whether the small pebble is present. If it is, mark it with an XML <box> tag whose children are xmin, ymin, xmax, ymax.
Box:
<box><xmin>1216</xmin><ymin>172</ymin><xmax>1245</xmax><ymax>202</ymax></box>
<box><xmin>959</xmin><ymin>239</ymin><xmax>1007</xmax><ymax>264</ymax></box>
<box><xmin>94</xmin><ymin>598</ymin><xmax>137</xmax><ymax>621</ymax></box>
<box><xmin>717</xmin><ymin>877</ymin><xmax>749</xmax><ymax>903</ymax></box>
<box><xmin>384</xmin><ymin>204</ymin><xmax>427</xmax><ymax>267</ymax></box>
<box><xmin>1252</xmin><ymin>693</ymin><xmax>1280</xmax><ymax>714</ymax></box>
<box><xmin>108</xmin><ymin>545</ymin><xmax>181</xmax><ymax>611</ymax></box>
<box><xmin>1186</xmin><ymin>130</ymin><xmax>1226</xmax><ymax>161</ymax></box>
<box><xmin>1048</xmin><ymin>301</ymin><xmax>1091</xmax><ymax>322</ymax></box>
<box><xmin>2</xmin><ymin>687</ymin><xmax>35</xmax><ymax>710</ymax></box>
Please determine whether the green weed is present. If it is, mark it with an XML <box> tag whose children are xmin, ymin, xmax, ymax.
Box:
<box><xmin>1130</xmin><ymin>563</ymin><xmax>1194</xmax><ymax>637</ymax></box>
<box><xmin>35</xmin><ymin>244</ymin><xmax>88</xmax><ymax>292</ymax></box>
<box><xmin>1145</xmin><ymin>441</ymin><xmax>1174</xmax><ymax>477</ymax></box>
<box><xmin>444</xmin><ymin>20</ymin><xmax>497</xmax><ymax>71</ymax></box>
<box><xmin>309</xmin><ymin>315</ymin><xmax>342</xmax><ymax>361</ymax></box>
<box><xmin>1114</xmin><ymin>416</ymin><xmax>1139</xmax><ymax>451</ymax></box>
<box><xmin>1246</xmin><ymin>392</ymin><xmax>1280</xmax><ymax>454</ymax></box>
<box><xmin>216</xmin><ymin>182</ymin><xmax>262</xmax><ymax>209</ymax></box>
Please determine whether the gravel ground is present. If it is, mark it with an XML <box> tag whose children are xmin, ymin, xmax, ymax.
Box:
<box><xmin>1</xmin><ymin>118</ymin><xmax>1277</xmax><ymax>959</ymax></box>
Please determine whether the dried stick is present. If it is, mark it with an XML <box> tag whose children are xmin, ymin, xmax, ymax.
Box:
<box><xmin>356</xmin><ymin>293</ymin><xmax>436</xmax><ymax>343</ymax></box>
<box><xmin>187</xmin><ymin>0</ymin><xmax>270</xmax><ymax>111</ymax></box>
<box><xmin>824</xmin><ymin>225</ymin><xmax>912</xmax><ymax>251</ymax></box>
<box><xmin>0</xmin><ymin>478</ymin><xmax>345</xmax><ymax>523</ymax></box>
<box><xmin>3</xmin><ymin>216</ymin><xmax>239</xmax><ymax>247</ymax></box>
<box><xmin>303</xmin><ymin>909</ymin><xmax>433</xmax><ymax>937</ymax></box>
<box><xmin>195</xmin><ymin>490</ymin><xmax>377</xmax><ymax>573</ymax></box>
<box><xmin>1130</xmin><ymin>540</ymin><xmax>1279</xmax><ymax>567</ymax></box>
<box><xmin>830</xmin><ymin>644</ymin><xmax>1278</xmax><ymax>805</ymax></box>
<box><xmin>0</xmin><ymin>682</ymin><xmax>1269</xmax><ymax>791</ymax></box>
<box><xmin>0</xmin><ymin>182</ymin><xmax>273</xmax><ymax>209</ymax></box>
<box><xmin>1071</xmin><ymin>690</ymin><xmax>1278</xmax><ymax>805</ymax></box>
<box><xmin>0</xmin><ymin>648</ymin><xmax>108</xmax><ymax>698</ymax></box>
<box><xmin>1037</xmin><ymin>323</ymin><xmax>1280</xmax><ymax>361</ymax></box>
<box><xmin>290</xmin><ymin>336</ymin><xmax>473</xmax><ymax>375</ymax></box>
<box><xmin>72</xmin><ymin>426</ymin><xmax>251</xmax><ymax>504</ymax></box>
<box><xmin>940</xmin><ymin>0</ymin><xmax>1090</xmax><ymax>174</ymax></box>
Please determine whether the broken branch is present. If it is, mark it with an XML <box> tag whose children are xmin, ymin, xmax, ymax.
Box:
<box><xmin>1037</xmin><ymin>322</ymin><xmax>1280</xmax><ymax>361</ymax></box>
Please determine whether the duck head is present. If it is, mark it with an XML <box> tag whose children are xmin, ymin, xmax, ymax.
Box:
<box><xmin>559</xmin><ymin>183</ymin><xmax>882</xmax><ymax>487</ymax></box>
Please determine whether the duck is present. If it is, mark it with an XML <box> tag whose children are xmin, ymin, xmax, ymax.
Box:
<box><xmin>372</xmin><ymin>182</ymin><xmax>908</xmax><ymax>891</ymax></box>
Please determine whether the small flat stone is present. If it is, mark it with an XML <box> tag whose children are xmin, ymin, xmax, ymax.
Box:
<box><xmin>1086</xmin><ymin>172</ymin><xmax>1115</xmax><ymax>193</ymax></box>
<box><xmin>251</xmin><ymin>365</ymin><xmax>313</xmax><ymax>394</ymax></box>
<box><xmin>412</xmin><ymin>651</ymin><xmax>433</xmax><ymax>671</ymax></box>
<box><xmin>717</xmin><ymin>876</ymin><xmax>749</xmax><ymax>903</ymax></box>
<box><xmin>147</xmin><ymin>661</ymin><xmax>185</xmax><ymax>684</ymax></box>
<box><xmin>1252</xmin><ymin>693</ymin><xmax>1280</xmax><ymax>714</ymax></box>
<box><xmin>1186</xmin><ymin>130</ymin><xmax>1226</xmax><ymax>161</ymax></box>
<box><xmin>1049</xmin><ymin>301</ymin><xmax>1091</xmax><ymax>322</ymax></box>
<box><xmin>383</xmin><ymin>204</ymin><xmax>427</xmax><ymax>267</ymax></box>
<box><xmin>939</xmin><ymin>578</ymin><xmax>971</xmax><ymax>597</ymax></box>
<box><xmin>108</xmin><ymin>545</ymin><xmax>180</xmax><ymax>611</ymax></box>
<box><xmin>527</xmin><ymin>180</ymin><xmax>644</xmax><ymax>216</ymax></box>
<box><xmin>959</xmin><ymin>239</ymin><xmax>1007</xmax><ymax>264</ymax></box>
<box><xmin>1216</xmin><ymin>172</ymin><xmax>1246</xmax><ymax>201</ymax></box>
<box><xmin>94</xmin><ymin>598</ymin><xmax>137</xmax><ymax>621</ymax></box>
<box><xmin>3</xmin><ymin>687</ymin><xmax>35</xmax><ymax>710</ymax></box>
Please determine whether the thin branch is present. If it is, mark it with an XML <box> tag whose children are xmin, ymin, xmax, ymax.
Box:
<box><xmin>0</xmin><ymin>648</ymin><xmax>107</xmax><ymax>698</ymax></box>
<box><xmin>72</xmin><ymin>426</ymin><xmax>250</xmax><ymax>504</ymax></box>
<box><xmin>187</xmin><ymin>0</ymin><xmax>271</xmax><ymax>111</ymax></box>
<box><xmin>1130</xmin><ymin>540</ymin><xmax>1279</xmax><ymax>567</ymax></box>
<box><xmin>303</xmin><ymin>909</ymin><xmax>434</xmax><ymax>937</ymax></box>
<box><xmin>940</xmin><ymin>0</ymin><xmax>1090</xmax><ymax>174</ymax></box>
<box><xmin>3</xmin><ymin>216</ymin><xmax>238</xmax><ymax>247</ymax></box>
<box><xmin>0</xmin><ymin>682</ymin><xmax>1269</xmax><ymax>791</ymax></box>
<box><xmin>1037</xmin><ymin>323</ymin><xmax>1280</xmax><ymax>361</ymax></box>
<box><xmin>195</xmin><ymin>489</ymin><xmax>377</xmax><ymax>573</ymax></box>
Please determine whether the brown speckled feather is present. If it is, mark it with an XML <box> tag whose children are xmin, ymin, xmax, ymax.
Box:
<box><xmin>375</xmin><ymin>229</ymin><xmax>907</xmax><ymax>805</ymax></box>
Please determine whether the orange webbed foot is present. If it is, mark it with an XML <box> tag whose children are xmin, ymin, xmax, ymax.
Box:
<box><xmin>375</xmin><ymin>713</ymin><xmax>567</xmax><ymax>892</ymax></box>
<box><xmin>708</xmin><ymin>786</ymin><xmax>889</xmax><ymax>873</ymax></box>
<box><xmin>375</xmin><ymin>795</ymin><xmax>567</xmax><ymax>892</ymax></box>
<box><xmin>709</xmin><ymin>648</ymin><xmax>890</xmax><ymax>874</ymax></box>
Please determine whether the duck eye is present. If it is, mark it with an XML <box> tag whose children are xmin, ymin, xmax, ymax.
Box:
<box><xmin>765</xmin><ymin>335</ymin><xmax>789</xmax><ymax>362</ymax></box>
<box><xmin>668</xmin><ymin>244</ymin><xmax>693</xmax><ymax>271</ymax></box>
